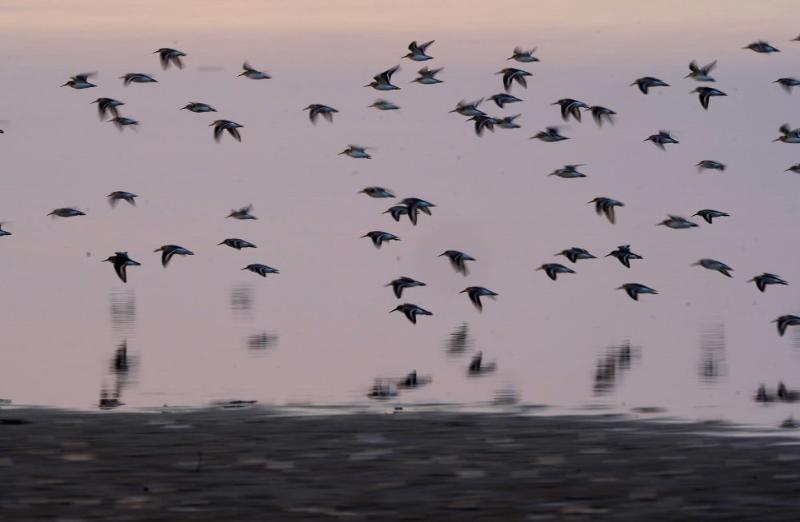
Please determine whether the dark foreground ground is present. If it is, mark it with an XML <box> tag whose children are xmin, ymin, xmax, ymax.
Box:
<box><xmin>1</xmin><ymin>407</ymin><xmax>800</xmax><ymax>521</ymax></box>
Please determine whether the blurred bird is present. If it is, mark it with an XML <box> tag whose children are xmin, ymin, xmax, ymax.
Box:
<box><xmin>774</xmin><ymin>78</ymin><xmax>800</xmax><ymax>92</ymax></box>
<box><xmin>508</xmin><ymin>47</ymin><xmax>539</xmax><ymax>62</ymax></box>
<box><xmin>104</xmin><ymin>252</ymin><xmax>140</xmax><ymax>283</ymax></box>
<box><xmin>468</xmin><ymin>352</ymin><xmax>497</xmax><ymax>375</ymax></box>
<box><xmin>497</xmin><ymin>68</ymin><xmax>531</xmax><ymax>92</ymax></box>
<box><xmin>537</xmin><ymin>263</ymin><xmax>575</xmax><ymax>280</ymax></box>
<box><xmin>227</xmin><ymin>205</ymin><xmax>257</xmax><ymax>220</ymax></box>
<box><xmin>549</xmin><ymin>164</ymin><xmax>586</xmax><ymax>179</ymax></box>
<box><xmin>450</xmin><ymin>98</ymin><xmax>485</xmax><ymax>117</ymax></box>
<box><xmin>469</xmin><ymin>114</ymin><xmax>500</xmax><ymax>136</ymax></box>
<box><xmin>121</xmin><ymin>73</ymin><xmax>157</xmax><ymax>85</ymax></box>
<box><xmin>553</xmin><ymin>98</ymin><xmax>589</xmax><ymax>122</ymax></box>
<box><xmin>92</xmin><ymin>98</ymin><xmax>123</xmax><ymax>119</ymax></box>
<box><xmin>439</xmin><ymin>250</ymin><xmax>475</xmax><ymax>276</ymax></box>
<box><xmin>339</xmin><ymin>145</ymin><xmax>371</xmax><ymax>158</ymax></box>
<box><xmin>556</xmin><ymin>247</ymin><xmax>596</xmax><ymax>263</ymax></box>
<box><xmin>786</xmin><ymin>163</ymin><xmax>800</xmax><ymax>174</ymax></box>
<box><xmin>497</xmin><ymin>115</ymin><xmax>521</xmax><ymax>129</ymax></box>
<box><xmin>618</xmin><ymin>283</ymin><xmax>658</xmax><ymax>301</ymax></box>
<box><xmin>107</xmin><ymin>191</ymin><xmax>137</xmax><ymax>207</ymax></box>
<box><xmin>243</xmin><ymin>264</ymin><xmax>279</xmax><ymax>277</ymax></box>
<box><xmin>588</xmin><ymin>105</ymin><xmax>616</xmax><ymax>126</ymax></box>
<box><xmin>531</xmin><ymin>126</ymin><xmax>569</xmax><ymax>142</ymax></box>
<box><xmin>0</xmin><ymin>223</ymin><xmax>11</xmax><ymax>237</ymax></box>
<box><xmin>400</xmin><ymin>197</ymin><xmax>435</xmax><ymax>226</ymax></box>
<box><xmin>697</xmin><ymin>160</ymin><xmax>726</xmax><ymax>172</ymax></box>
<box><xmin>774</xmin><ymin>315</ymin><xmax>800</xmax><ymax>336</ymax></box>
<box><xmin>403</xmin><ymin>40</ymin><xmax>435</xmax><ymax>61</ymax></box>
<box><xmin>632</xmin><ymin>76</ymin><xmax>669</xmax><ymax>94</ymax></box>
<box><xmin>181</xmin><ymin>102</ymin><xmax>216</xmax><ymax>113</ymax></box>
<box><xmin>606</xmin><ymin>245</ymin><xmax>642</xmax><ymax>268</ymax></box>
<box><xmin>369</xmin><ymin>99</ymin><xmax>400</xmax><ymax>111</ymax></box>
<box><xmin>657</xmin><ymin>215</ymin><xmax>698</xmax><ymax>229</ymax></box>
<box><xmin>239</xmin><ymin>62</ymin><xmax>271</xmax><ymax>79</ymax></box>
<box><xmin>749</xmin><ymin>273</ymin><xmax>788</xmax><ymax>293</ymax></box>
<box><xmin>384</xmin><ymin>205</ymin><xmax>409</xmax><ymax>222</ymax></box>
<box><xmin>693</xmin><ymin>258</ymin><xmax>733</xmax><ymax>277</ymax></box>
<box><xmin>488</xmin><ymin>93</ymin><xmax>522</xmax><ymax>108</ymax></box>
<box><xmin>691</xmin><ymin>86</ymin><xmax>726</xmax><ymax>109</ymax></box>
<box><xmin>461</xmin><ymin>286</ymin><xmax>498</xmax><ymax>311</ymax></box>
<box><xmin>154</xmin><ymin>245</ymin><xmax>194</xmax><ymax>267</ymax></box>
<box><xmin>412</xmin><ymin>66</ymin><xmax>443</xmax><ymax>84</ymax></box>
<box><xmin>390</xmin><ymin>303</ymin><xmax>433</xmax><ymax>324</ymax></box>
<box><xmin>211</xmin><ymin>120</ymin><xmax>242</xmax><ymax>142</ymax></box>
<box><xmin>219</xmin><ymin>238</ymin><xmax>256</xmax><ymax>250</ymax></box>
<box><xmin>62</xmin><ymin>73</ymin><xmax>96</xmax><ymax>89</ymax></box>
<box><xmin>775</xmin><ymin>124</ymin><xmax>800</xmax><ymax>143</ymax></box>
<box><xmin>589</xmin><ymin>197</ymin><xmax>624</xmax><ymax>224</ymax></box>
<box><xmin>387</xmin><ymin>277</ymin><xmax>426</xmax><ymax>298</ymax></box>
<box><xmin>359</xmin><ymin>186</ymin><xmax>394</xmax><ymax>198</ymax></box>
<box><xmin>365</xmin><ymin>65</ymin><xmax>400</xmax><ymax>90</ymax></box>
<box><xmin>744</xmin><ymin>41</ymin><xmax>780</xmax><ymax>53</ymax></box>
<box><xmin>48</xmin><ymin>207</ymin><xmax>85</xmax><ymax>218</ymax></box>
<box><xmin>693</xmin><ymin>209</ymin><xmax>729</xmax><ymax>223</ymax></box>
<box><xmin>362</xmin><ymin>231</ymin><xmax>399</xmax><ymax>248</ymax></box>
<box><xmin>155</xmin><ymin>48</ymin><xmax>186</xmax><ymax>69</ymax></box>
<box><xmin>645</xmin><ymin>130</ymin><xmax>679</xmax><ymax>149</ymax></box>
<box><xmin>685</xmin><ymin>60</ymin><xmax>717</xmax><ymax>81</ymax></box>
<box><xmin>109</xmin><ymin>117</ymin><xmax>138</xmax><ymax>130</ymax></box>
<box><xmin>304</xmin><ymin>104</ymin><xmax>338</xmax><ymax>124</ymax></box>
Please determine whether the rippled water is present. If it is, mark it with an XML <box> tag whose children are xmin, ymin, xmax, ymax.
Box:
<box><xmin>0</xmin><ymin>0</ymin><xmax>799</xmax><ymax>427</ymax></box>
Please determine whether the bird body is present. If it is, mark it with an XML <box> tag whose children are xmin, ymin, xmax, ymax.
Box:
<box><xmin>387</xmin><ymin>277</ymin><xmax>426</xmax><ymax>298</ymax></box>
<box><xmin>531</xmin><ymin>126</ymin><xmax>568</xmax><ymax>142</ymax></box>
<box><xmin>749</xmin><ymin>273</ymin><xmax>788</xmax><ymax>293</ymax></box>
<box><xmin>92</xmin><ymin>98</ymin><xmax>123</xmax><ymax>119</ymax></box>
<box><xmin>370</xmin><ymin>99</ymin><xmax>400</xmax><ymax>111</ymax></box>
<box><xmin>645</xmin><ymin>130</ymin><xmax>678</xmax><ymax>149</ymax></box>
<box><xmin>692</xmin><ymin>86</ymin><xmax>726</xmax><ymax>109</ymax></box>
<box><xmin>227</xmin><ymin>205</ymin><xmax>256</xmax><ymax>220</ymax></box>
<box><xmin>774</xmin><ymin>315</ymin><xmax>800</xmax><ymax>336</ymax></box>
<box><xmin>775</xmin><ymin>78</ymin><xmax>800</xmax><ymax>92</ymax></box>
<box><xmin>450</xmin><ymin>98</ymin><xmax>484</xmax><ymax>117</ymax></box>
<box><xmin>104</xmin><ymin>252</ymin><xmax>140</xmax><ymax>283</ymax></box>
<box><xmin>744</xmin><ymin>41</ymin><xmax>780</xmax><ymax>53</ymax></box>
<box><xmin>488</xmin><ymin>93</ymin><xmax>522</xmax><ymax>108</ymax></box>
<box><xmin>461</xmin><ymin>286</ymin><xmax>498</xmax><ymax>311</ymax></box>
<box><xmin>362</xmin><ymin>231</ymin><xmax>399</xmax><ymax>248</ymax></box>
<box><xmin>589</xmin><ymin>197</ymin><xmax>623</xmax><ymax>224</ymax></box>
<box><xmin>632</xmin><ymin>76</ymin><xmax>669</xmax><ymax>94</ymax></box>
<box><xmin>606</xmin><ymin>245</ymin><xmax>642</xmax><ymax>268</ymax></box>
<box><xmin>304</xmin><ymin>104</ymin><xmax>338</xmax><ymax>124</ymax></box>
<box><xmin>439</xmin><ymin>250</ymin><xmax>475</xmax><ymax>275</ymax></box>
<box><xmin>497</xmin><ymin>68</ymin><xmax>531</xmax><ymax>92</ymax></box>
<box><xmin>412</xmin><ymin>66</ymin><xmax>443</xmax><ymax>84</ymax></box>
<box><xmin>219</xmin><ymin>238</ymin><xmax>256</xmax><ymax>250</ymax></box>
<box><xmin>618</xmin><ymin>283</ymin><xmax>657</xmax><ymax>301</ymax></box>
<box><xmin>121</xmin><ymin>73</ymin><xmax>157</xmax><ymax>85</ymax></box>
<box><xmin>685</xmin><ymin>60</ymin><xmax>717</xmax><ymax>81</ymax></box>
<box><xmin>211</xmin><ymin>120</ymin><xmax>242</xmax><ymax>142</ymax></box>
<box><xmin>0</xmin><ymin>224</ymin><xmax>11</xmax><ymax>237</ymax></box>
<box><xmin>537</xmin><ymin>263</ymin><xmax>575</xmax><ymax>280</ymax></box>
<box><xmin>110</xmin><ymin>117</ymin><xmax>138</xmax><ymax>130</ymax></box>
<box><xmin>508</xmin><ymin>47</ymin><xmax>538</xmax><ymax>62</ymax></box>
<box><xmin>384</xmin><ymin>205</ymin><xmax>409</xmax><ymax>222</ymax></box>
<box><xmin>390</xmin><ymin>303</ymin><xmax>432</xmax><ymax>324</ymax></box>
<box><xmin>404</xmin><ymin>40</ymin><xmax>435</xmax><ymax>61</ymax></box>
<box><xmin>553</xmin><ymin>98</ymin><xmax>588</xmax><ymax>121</ymax></box>
<box><xmin>239</xmin><ymin>62</ymin><xmax>271</xmax><ymax>79</ymax></box>
<box><xmin>48</xmin><ymin>207</ymin><xmax>85</xmax><ymax>218</ymax></box>
<box><xmin>657</xmin><ymin>215</ymin><xmax>698</xmax><ymax>229</ymax></box>
<box><xmin>107</xmin><ymin>191</ymin><xmax>137</xmax><ymax>207</ymax></box>
<box><xmin>182</xmin><ymin>102</ymin><xmax>216</xmax><ymax>113</ymax></box>
<box><xmin>556</xmin><ymin>247</ymin><xmax>596</xmax><ymax>263</ymax></box>
<box><xmin>588</xmin><ymin>106</ymin><xmax>616</xmax><ymax>126</ymax></box>
<box><xmin>697</xmin><ymin>160</ymin><xmax>726</xmax><ymax>172</ymax></box>
<box><xmin>400</xmin><ymin>197</ymin><xmax>435</xmax><ymax>225</ymax></box>
<box><xmin>775</xmin><ymin>124</ymin><xmax>800</xmax><ymax>143</ymax></box>
<box><xmin>360</xmin><ymin>186</ymin><xmax>394</xmax><ymax>198</ymax></box>
<box><xmin>155</xmin><ymin>48</ymin><xmax>186</xmax><ymax>69</ymax></box>
<box><xmin>549</xmin><ymin>164</ymin><xmax>586</xmax><ymax>178</ymax></box>
<box><xmin>339</xmin><ymin>145</ymin><xmax>371</xmax><ymax>158</ymax></box>
<box><xmin>693</xmin><ymin>209</ymin><xmax>729</xmax><ymax>223</ymax></box>
<box><xmin>693</xmin><ymin>258</ymin><xmax>733</xmax><ymax>277</ymax></box>
<box><xmin>243</xmin><ymin>264</ymin><xmax>279</xmax><ymax>277</ymax></box>
<box><xmin>62</xmin><ymin>73</ymin><xmax>96</xmax><ymax>89</ymax></box>
<box><xmin>366</xmin><ymin>65</ymin><xmax>400</xmax><ymax>90</ymax></box>
<box><xmin>154</xmin><ymin>245</ymin><xmax>193</xmax><ymax>267</ymax></box>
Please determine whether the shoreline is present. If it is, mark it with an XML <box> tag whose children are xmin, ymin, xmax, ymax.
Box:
<box><xmin>2</xmin><ymin>407</ymin><xmax>800</xmax><ymax>520</ymax></box>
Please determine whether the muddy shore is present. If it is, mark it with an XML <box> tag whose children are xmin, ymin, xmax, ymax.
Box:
<box><xmin>1</xmin><ymin>407</ymin><xmax>799</xmax><ymax>521</ymax></box>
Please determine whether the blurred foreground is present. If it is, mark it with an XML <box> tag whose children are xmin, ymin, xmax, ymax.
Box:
<box><xmin>1</xmin><ymin>407</ymin><xmax>799</xmax><ymax>520</ymax></box>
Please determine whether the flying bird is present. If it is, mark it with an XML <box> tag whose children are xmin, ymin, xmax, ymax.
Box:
<box><xmin>632</xmin><ymin>76</ymin><xmax>669</xmax><ymax>94</ymax></box>
<box><xmin>387</xmin><ymin>277</ymin><xmax>426</xmax><ymax>299</ymax></box>
<box><xmin>589</xmin><ymin>197</ymin><xmax>624</xmax><ymax>224</ymax></box>
<box><xmin>488</xmin><ymin>93</ymin><xmax>522</xmax><ymax>108</ymax></box>
<box><xmin>468</xmin><ymin>352</ymin><xmax>497</xmax><ymax>375</ymax></box>
<box><xmin>412</xmin><ymin>66</ymin><xmax>443</xmax><ymax>84</ymax></box>
<box><xmin>211</xmin><ymin>120</ymin><xmax>242</xmax><ymax>142</ymax></box>
<box><xmin>359</xmin><ymin>186</ymin><xmax>394</xmax><ymax>198</ymax></box>
<box><xmin>786</xmin><ymin>163</ymin><xmax>800</xmax><ymax>174</ymax></box>
<box><xmin>227</xmin><ymin>204</ymin><xmax>257</xmax><ymax>220</ymax></box>
<box><xmin>697</xmin><ymin>160</ymin><xmax>726</xmax><ymax>172</ymax></box>
<box><xmin>154</xmin><ymin>245</ymin><xmax>194</xmax><ymax>267</ymax></box>
<box><xmin>107</xmin><ymin>191</ymin><xmax>137</xmax><ymax>207</ymax></box>
<box><xmin>48</xmin><ymin>207</ymin><xmax>85</xmax><ymax>218</ymax></box>
<box><xmin>645</xmin><ymin>130</ymin><xmax>679</xmax><ymax>149</ymax></box>
<box><xmin>685</xmin><ymin>60</ymin><xmax>717</xmax><ymax>81</ymax></box>
<box><xmin>531</xmin><ymin>126</ymin><xmax>569</xmax><ymax>142</ymax></box>
<box><xmin>369</xmin><ymin>99</ymin><xmax>400</xmax><ymax>111</ymax></box>
<box><xmin>537</xmin><ymin>263</ymin><xmax>575</xmax><ymax>281</ymax></box>
<box><xmin>497</xmin><ymin>68</ymin><xmax>531</xmax><ymax>92</ymax></box>
<box><xmin>104</xmin><ymin>252</ymin><xmax>140</xmax><ymax>283</ymax></box>
<box><xmin>339</xmin><ymin>145</ymin><xmax>371</xmax><ymax>158</ymax></box>
<box><xmin>693</xmin><ymin>209</ymin><xmax>729</xmax><ymax>223</ymax></box>
<box><xmin>749</xmin><ymin>273</ymin><xmax>788</xmax><ymax>293</ymax></box>
<box><xmin>219</xmin><ymin>238</ymin><xmax>256</xmax><ymax>250</ymax></box>
<box><xmin>556</xmin><ymin>247</ymin><xmax>596</xmax><ymax>263</ymax></box>
<box><xmin>744</xmin><ymin>41</ymin><xmax>780</xmax><ymax>53</ymax></box>
<box><xmin>775</xmin><ymin>124</ymin><xmax>800</xmax><ymax>143</ymax></box>
<box><xmin>588</xmin><ymin>106</ymin><xmax>616</xmax><ymax>126</ymax></box>
<box><xmin>460</xmin><ymin>287</ymin><xmax>498</xmax><ymax>311</ymax></box>
<box><xmin>691</xmin><ymin>86</ymin><xmax>726</xmax><ymax>109</ymax></box>
<box><xmin>774</xmin><ymin>315</ymin><xmax>800</xmax><ymax>336</ymax></box>
<box><xmin>508</xmin><ymin>47</ymin><xmax>539</xmax><ymax>62</ymax></box>
<box><xmin>109</xmin><ymin>117</ymin><xmax>138</xmax><ymax>130</ymax></box>
<box><xmin>155</xmin><ymin>48</ymin><xmax>186</xmax><ymax>69</ymax></box>
<box><xmin>774</xmin><ymin>78</ymin><xmax>800</xmax><ymax>92</ymax></box>
<box><xmin>693</xmin><ymin>258</ymin><xmax>733</xmax><ymax>277</ymax></box>
<box><xmin>242</xmin><ymin>264</ymin><xmax>279</xmax><ymax>277</ymax></box>
<box><xmin>656</xmin><ymin>215</ymin><xmax>698</xmax><ymax>229</ymax></box>
<box><xmin>181</xmin><ymin>102</ymin><xmax>216</xmax><ymax>113</ymax></box>
<box><xmin>469</xmin><ymin>114</ymin><xmax>500</xmax><ymax>136</ymax></box>
<box><xmin>617</xmin><ymin>283</ymin><xmax>658</xmax><ymax>301</ymax></box>
<box><xmin>390</xmin><ymin>303</ymin><xmax>432</xmax><ymax>324</ymax></box>
<box><xmin>439</xmin><ymin>250</ymin><xmax>475</xmax><ymax>276</ymax></box>
<box><xmin>383</xmin><ymin>205</ymin><xmax>409</xmax><ymax>222</ymax></box>
<box><xmin>400</xmin><ymin>197</ymin><xmax>435</xmax><ymax>226</ymax></box>
<box><xmin>121</xmin><ymin>73</ymin><xmax>157</xmax><ymax>85</ymax></box>
<box><xmin>362</xmin><ymin>231</ymin><xmax>399</xmax><ymax>248</ymax></box>
<box><xmin>303</xmin><ymin>104</ymin><xmax>338</xmax><ymax>124</ymax></box>
<box><xmin>497</xmin><ymin>115</ymin><xmax>521</xmax><ymax>129</ymax></box>
<box><xmin>92</xmin><ymin>98</ymin><xmax>123</xmax><ymax>119</ymax></box>
<box><xmin>450</xmin><ymin>98</ymin><xmax>485</xmax><ymax>117</ymax></box>
<box><xmin>62</xmin><ymin>73</ymin><xmax>96</xmax><ymax>89</ymax></box>
<box><xmin>606</xmin><ymin>245</ymin><xmax>642</xmax><ymax>268</ymax></box>
<box><xmin>365</xmin><ymin>65</ymin><xmax>401</xmax><ymax>90</ymax></box>
<box><xmin>239</xmin><ymin>62</ymin><xmax>271</xmax><ymax>79</ymax></box>
<box><xmin>549</xmin><ymin>164</ymin><xmax>586</xmax><ymax>179</ymax></box>
<box><xmin>553</xmin><ymin>98</ymin><xmax>589</xmax><ymax>121</ymax></box>
<box><xmin>403</xmin><ymin>40</ymin><xmax>435</xmax><ymax>61</ymax></box>
<box><xmin>0</xmin><ymin>223</ymin><xmax>11</xmax><ymax>237</ymax></box>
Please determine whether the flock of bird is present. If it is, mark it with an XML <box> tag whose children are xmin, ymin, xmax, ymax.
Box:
<box><xmin>7</xmin><ymin>34</ymin><xmax>800</xmax><ymax>401</ymax></box>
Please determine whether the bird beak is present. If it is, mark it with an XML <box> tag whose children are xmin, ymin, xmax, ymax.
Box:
<box><xmin>153</xmin><ymin>248</ymin><xmax>160</xmax><ymax>253</ymax></box>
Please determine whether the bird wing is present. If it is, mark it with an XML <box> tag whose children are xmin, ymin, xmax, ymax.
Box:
<box><xmin>114</xmin><ymin>262</ymin><xmax>128</xmax><ymax>283</ymax></box>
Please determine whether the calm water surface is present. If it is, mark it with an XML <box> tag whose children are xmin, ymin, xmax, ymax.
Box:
<box><xmin>1</xmin><ymin>0</ymin><xmax>800</xmax><ymax>427</ymax></box>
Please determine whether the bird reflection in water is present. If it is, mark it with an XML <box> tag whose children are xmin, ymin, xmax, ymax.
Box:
<box><xmin>445</xmin><ymin>322</ymin><xmax>472</xmax><ymax>356</ymax></box>
<box><xmin>698</xmin><ymin>323</ymin><xmax>727</xmax><ymax>384</ymax></box>
<box><xmin>99</xmin><ymin>340</ymin><xmax>137</xmax><ymax>410</ymax></box>
<box><xmin>109</xmin><ymin>288</ymin><xmax>136</xmax><ymax>335</ymax></box>
<box><xmin>593</xmin><ymin>340</ymin><xmax>639</xmax><ymax>396</ymax></box>
<box><xmin>247</xmin><ymin>331</ymin><xmax>278</xmax><ymax>350</ymax></box>
<box><xmin>230</xmin><ymin>284</ymin><xmax>254</xmax><ymax>319</ymax></box>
